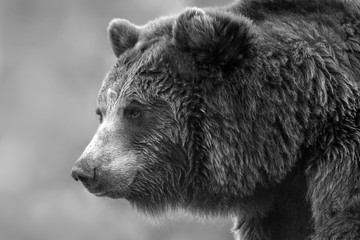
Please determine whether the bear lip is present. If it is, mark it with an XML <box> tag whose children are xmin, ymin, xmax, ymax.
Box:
<box><xmin>92</xmin><ymin>189</ymin><xmax>129</xmax><ymax>199</ymax></box>
<box><xmin>94</xmin><ymin>191</ymin><xmax>108</xmax><ymax>197</ymax></box>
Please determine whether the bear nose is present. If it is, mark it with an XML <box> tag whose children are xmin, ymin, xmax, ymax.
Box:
<box><xmin>71</xmin><ymin>159</ymin><xmax>96</xmax><ymax>187</ymax></box>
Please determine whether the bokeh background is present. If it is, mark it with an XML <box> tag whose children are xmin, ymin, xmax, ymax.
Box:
<box><xmin>0</xmin><ymin>0</ymin><xmax>235</xmax><ymax>240</ymax></box>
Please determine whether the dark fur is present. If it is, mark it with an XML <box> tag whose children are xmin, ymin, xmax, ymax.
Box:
<box><xmin>74</xmin><ymin>0</ymin><xmax>360</xmax><ymax>239</ymax></box>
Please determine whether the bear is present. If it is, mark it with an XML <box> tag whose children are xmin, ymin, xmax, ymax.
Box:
<box><xmin>71</xmin><ymin>0</ymin><xmax>360</xmax><ymax>239</ymax></box>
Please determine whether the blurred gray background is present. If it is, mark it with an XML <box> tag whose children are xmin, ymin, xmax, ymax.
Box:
<box><xmin>0</xmin><ymin>0</ymin><xmax>235</xmax><ymax>240</ymax></box>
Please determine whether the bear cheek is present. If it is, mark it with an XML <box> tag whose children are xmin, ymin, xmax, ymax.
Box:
<box><xmin>100</xmin><ymin>149</ymin><xmax>139</xmax><ymax>192</ymax></box>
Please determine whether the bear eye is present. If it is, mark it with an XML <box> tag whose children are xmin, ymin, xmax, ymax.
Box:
<box><xmin>95</xmin><ymin>109</ymin><xmax>103</xmax><ymax>123</ymax></box>
<box><xmin>125</xmin><ymin>108</ymin><xmax>141</xmax><ymax>119</ymax></box>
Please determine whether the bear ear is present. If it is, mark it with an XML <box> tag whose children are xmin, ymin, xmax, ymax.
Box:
<box><xmin>108</xmin><ymin>19</ymin><xmax>140</xmax><ymax>57</ymax></box>
<box><xmin>173</xmin><ymin>8</ymin><xmax>256</xmax><ymax>67</ymax></box>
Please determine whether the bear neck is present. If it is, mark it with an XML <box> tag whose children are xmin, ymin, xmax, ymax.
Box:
<box><xmin>233</xmin><ymin>160</ymin><xmax>313</xmax><ymax>240</ymax></box>
<box><xmin>183</xmin><ymin>36</ymin><xmax>359</xmax><ymax>215</ymax></box>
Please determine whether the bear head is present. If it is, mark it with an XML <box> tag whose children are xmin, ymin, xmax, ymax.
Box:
<box><xmin>71</xmin><ymin>8</ymin><xmax>299</xmax><ymax>217</ymax></box>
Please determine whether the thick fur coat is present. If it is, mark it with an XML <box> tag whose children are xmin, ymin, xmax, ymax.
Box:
<box><xmin>71</xmin><ymin>0</ymin><xmax>360</xmax><ymax>239</ymax></box>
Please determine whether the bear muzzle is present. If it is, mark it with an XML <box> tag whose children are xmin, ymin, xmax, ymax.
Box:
<box><xmin>71</xmin><ymin>157</ymin><xmax>99</xmax><ymax>189</ymax></box>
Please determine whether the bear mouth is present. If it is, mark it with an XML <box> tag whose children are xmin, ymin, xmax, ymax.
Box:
<box><xmin>94</xmin><ymin>191</ymin><xmax>108</xmax><ymax>197</ymax></box>
<box><xmin>92</xmin><ymin>189</ymin><xmax>129</xmax><ymax>199</ymax></box>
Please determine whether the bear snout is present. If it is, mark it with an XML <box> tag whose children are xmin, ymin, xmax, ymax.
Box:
<box><xmin>71</xmin><ymin>158</ymin><xmax>98</xmax><ymax>188</ymax></box>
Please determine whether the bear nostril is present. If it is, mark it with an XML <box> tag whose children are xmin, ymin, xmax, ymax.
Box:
<box><xmin>71</xmin><ymin>167</ymin><xmax>95</xmax><ymax>185</ymax></box>
<box><xmin>77</xmin><ymin>175</ymin><xmax>88</xmax><ymax>183</ymax></box>
<box><xmin>71</xmin><ymin>169</ymin><xmax>80</xmax><ymax>181</ymax></box>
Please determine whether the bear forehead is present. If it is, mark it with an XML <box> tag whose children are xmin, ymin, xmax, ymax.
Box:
<box><xmin>97</xmin><ymin>37</ymin><xmax>196</xmax><ymax>108</ymax></box>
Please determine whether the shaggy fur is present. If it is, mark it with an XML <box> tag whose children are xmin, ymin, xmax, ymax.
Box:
<box><xmin>71</xmin><ymin>0</ymin><xmax>360</xmax><ymax>239</ymax></box>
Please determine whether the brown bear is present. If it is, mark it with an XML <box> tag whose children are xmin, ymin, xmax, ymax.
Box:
<box><xmin>71</xmin><ymin>0</ymin><xmax>360</xmax><ymax>239</ymax></box>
